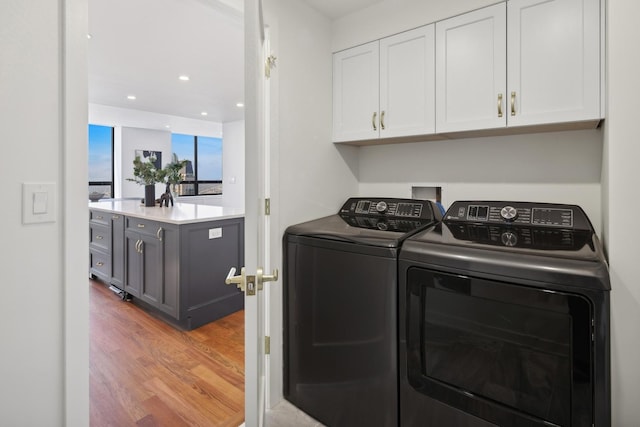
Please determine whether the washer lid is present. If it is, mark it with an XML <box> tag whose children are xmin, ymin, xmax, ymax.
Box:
<box><xmin>285</xmin><ymin>198</ymin><xmax>442</xmax><ymax>249</ymax></box>
<box><xmin>285</xmin><ymin>214</ymin><xmax>436</xmax><ymax>248</ymax></box>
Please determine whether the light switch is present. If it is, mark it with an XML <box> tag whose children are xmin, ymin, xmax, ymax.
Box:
<box><xmin>209</xmin><ymin>228</ymin><xmax>222</xmax><ymax>239</ymax></box>
<box><xmin>23</xmin><ymin>182</ymin><xmax>56</xmax><ymax>224</ymax></box>
<box><xmin>33</xmin><ymin>191</ymin><xmax>48</xmax><ymax>214</ymax></box>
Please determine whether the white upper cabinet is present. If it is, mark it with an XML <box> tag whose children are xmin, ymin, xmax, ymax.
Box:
<box><xmin>507</xmin><ymin>0</ymin><xmax>601</xmax><ymax>126</ymax></box>
<box><xmin>333</xmin><ymin>25</ymin><xmax>435</xmax><ymax>142</ymax></box>
<box><xmin>333</xmin><ymin>41</ymin><xmax>379</xmax><ymax>142</ymax></box>
<box><xmin>435</xmin><ymin>3</ymin><xmax>507</xmax><ymax>133</ymax></box>
<box><xmin>334</xmin><ymin>0</ymin><xmax>603</xmax><ymax>144</ymax></box>
<box><xmin>379</xmin><ymin>25</ymin><xmax>435</xmax><ymax>139</ymax></box>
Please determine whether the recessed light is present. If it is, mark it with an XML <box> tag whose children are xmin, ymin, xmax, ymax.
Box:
<box><xmin>236</xmin><ymin>102</ymin><xmax>244</xmax><ymax>108</ymax></box>
<box><xmin>87</xmin><ymin>34</ymin><xmax>92</xmax><ymax>39</ymax></box>
<box><xmin>127</xmin><ymin>95</ymin><xmax>136</xmax><ymax>100</ymax></box>
<box><xmin>165</xmin><ymin>125</ymin><xmax>171</xmax><ymax>129</ymax></box>
<box><xmin>201</xmin><ymin>111</ymin><xmax>208</xmax><ymax>116</ymax></box>
<box><xmin>179</xmin><ymin>75</ymin><xmax>190</xmax><ymax>81</ymax></box>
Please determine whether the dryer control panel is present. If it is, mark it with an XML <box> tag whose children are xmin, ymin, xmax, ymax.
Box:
<box><xmin>444</xmin><ymin>201</ymin><xmax>593</xmax><ymax>230</ymax></box>
<box><xmin>340</xmin><ymin>197</ymin><xmax>439</xmax><ymax>220</ymax></box>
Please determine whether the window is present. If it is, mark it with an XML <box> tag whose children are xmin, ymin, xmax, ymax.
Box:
<box><xmin>88</xmin><ymin>124</ymin><xmax>114</xmax><ymax>198</ymax></box>
<box><xmin>171</xmin><ymin>133</ymin><xmax>223</xmax><ymax>196</ymax></box>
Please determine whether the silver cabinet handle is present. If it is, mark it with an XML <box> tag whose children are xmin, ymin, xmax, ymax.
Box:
<box><xmin>380</xmin><ymin>110</ymin><xmax>385</xmax><ymax>130</ymax></box>
<box><xmin>372</xmin><ymin>111</ymin><xmax>377</xmax><ymax>131</ymax></box>
<box><xmin>139</xmin><ymin>240</ymin><xmax>143</xmax><ymax>254</ymax></box>
<box><xmin>96</xmin><ymin>262</ymin><xmax>104</xmax><ymax>267</ymax></box>
<box><xmin>135</xmin><ymin>239</ymin><xmax>142</xmax><ymax>253</ymax></box>
<box><xmin>96</xmin><ymin>235</ymin><xmax>103</xmax><ymax>240</ymax></box>
<box><xmin>156</xmin><ymin>227</ymin><xmax>163</xmax><ymax>241</ymax></box>
<box><xmin>137</xmin><ymin>223</ymin><xmax>145</xmax><ymax>228</ymax></box>
<box><xmin>112</xmin><ymin>215</ymin><xmax>120</xmax><ymax>220</ymax></box>
<box><xmin>511</xmin><ymin>91</ymin><xmax>516</xmax><ymax>116</ymax></box>
<box><xmin>498</xmin><ymin>93</ymin><xmax>503</xmax><ymax>117</ymax></box>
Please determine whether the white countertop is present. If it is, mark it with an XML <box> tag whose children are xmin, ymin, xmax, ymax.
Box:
<box><xmin>89</xmin><ymin>199</ymin><xmax>244</xmax><ymax>224</ymax></box>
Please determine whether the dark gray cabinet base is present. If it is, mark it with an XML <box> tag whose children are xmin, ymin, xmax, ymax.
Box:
<box><xmin>90</xmin><ymin>208</ymin><xmax>244</xmax><ymax>330</ymax></box>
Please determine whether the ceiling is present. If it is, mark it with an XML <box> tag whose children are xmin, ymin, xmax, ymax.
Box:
<box><xmin>88</xmin><ymin>0</ymin><xmax>383</xmax><ymax>124</ymax></box>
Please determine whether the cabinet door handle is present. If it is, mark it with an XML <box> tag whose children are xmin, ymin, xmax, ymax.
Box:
<box><xmin>96</xmin><ymin>262</ymin><xmax>104</xmax><ymax>267</ymax></box>
<box><xmin>511</xmin><ymin>91</ymin><xmax>516</xmax><ymax>116</ymax></box>
<box><xmin>112</xmin><ymin>215</ymin><xmax>119</xmax><ymax>220</ymax></box>
<box><xmin>156</xmin><ymin>227</ymin><xmax>163</xmax><ymax>241</ymax></box>
<box><xmin>137</xmin><ymin>223</ymin><xmax>145</xmax><ymax>228</ymax></box>
<box><xmin>372</xmin><ymin>112</ymin><xmax>377</xmax><ymax>131</ymax></box>
<box><xmin>380</xmin><ymin>110</ymin><xmax>385</xmax><ymax>130</ymax></box>
<box><xmin>96</xmin><ymin>235</ymin><xmax>103</xmax><ymax>240</ymax></box>
<box><xmin>498</xmin><ymin>93</ymin><xmax>503</xmax><ymax>117</ymax></box>
<box><xmin>96</xmin><ymin>215</ymin><xmax>103</xmax><ymax>220</ymax></box>
<box><xmin>135</xmin><ymin>239</ymin><xmax>142</xmax><ymax>253</ymax></box>
<box><xmin>139</xmin><ymin>241</ymin><xmax>144</xmax><ymax>254</ymax></box>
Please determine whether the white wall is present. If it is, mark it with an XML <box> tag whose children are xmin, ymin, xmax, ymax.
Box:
<box><xmin>222</xmin><ymin>120</ymin><xmax>245</xmax><ymax>209</ymax></box>
<box><xmin>358</xmin><ymin>128</ymin><xmax>604</xmax><ymax>233</ymax></box>
<box><xmin>1</xmin><ymin>0</ymin><xmax>88</xmax><ymax>425</ymax></box>
<box><xmin>264</xmin><ymin>0</ymin><xmax>360</xmax><ymax>407</ymax></box>
<box><xmin>605</xmin><ymin>0</ymin><xmax>640</xmax><ymax>425</ymax></box>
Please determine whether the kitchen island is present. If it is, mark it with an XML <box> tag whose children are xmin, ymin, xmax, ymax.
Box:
<box><xmin>89</xmin><ymin>199</ymin><xmax>245</xmax><ymax>330</ymax></box>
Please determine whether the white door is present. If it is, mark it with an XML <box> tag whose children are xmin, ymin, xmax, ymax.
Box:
<box><xmin>239</xmin><ymin>0</ymin><xmax>274</xmax><ymax>426</ymax></box>
<box><xmin>507</xmin><ymin>0</ymin><xmax>601</xmax><ymax>126</ymax></box>
<box><xmin>435</xmin><ymin>3</ymin><xmax>506</xmax><ymax>133</ymax></box>
<box><xmin>379</xmin><ymin>24</ymin><xmax>435</xmax><ymax>138</ymax></box>
<box><xmin>332</xmin><ymin>41</ymin><xmax>380</xmax><ymax>142</ymax></box>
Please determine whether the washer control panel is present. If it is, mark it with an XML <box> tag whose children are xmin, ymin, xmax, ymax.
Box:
<box><xmin>444</xmin><ymin>201</ymin><xmax>592</xmax><ymax>230</ymax></box>
<box><xmin>340</xmin><ymin>197</ymin><xmax>439</xmax><ymax>220</ymax></box>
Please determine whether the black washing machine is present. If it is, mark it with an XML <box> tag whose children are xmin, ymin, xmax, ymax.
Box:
<box><xmin>399</xmin><ymin>201</ymin><xmax>611</xmax><ymax>427</ymax></box>
<box><xmin>284</xmin><ymin>197</ymin><xmax>443</xmax><ymax>427</ymax></box>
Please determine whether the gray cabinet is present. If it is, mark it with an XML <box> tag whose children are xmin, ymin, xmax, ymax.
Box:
<box><xmin>90</xmin><ymin>207</ymin><xmax>244</xmax><ymax>330</ymax></box>
<box><xmin>89</xmin><ymin>210</ymin><xmax>124</xmax><ymax>288</ymax></box>
<box><xmin>124</xmin><ymin>216</ymin><xmax>178</xmax><ymax>318</ymax></box>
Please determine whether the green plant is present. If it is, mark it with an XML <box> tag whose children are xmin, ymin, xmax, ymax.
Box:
<box><xmin>128</xmin><ymin>155</ymin><xmax>166</xmax><ymax>185</ymax></box>
<box><xmin>163</xmin><ymin>153</ymin><xmax>188</xmax><ymax>185</ymax></box>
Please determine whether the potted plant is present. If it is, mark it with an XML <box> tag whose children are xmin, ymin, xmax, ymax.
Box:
<box><xmin>128</xmin><ymin>154</ymin><xmax>166</xmax><ymax>206</ymax></box>
<box><xmin>162</xmin><ymin>154</ymin><xmax>188</xmax><ymax>199</ymax></box>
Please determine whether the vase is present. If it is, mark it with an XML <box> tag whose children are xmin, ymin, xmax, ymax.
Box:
<box><xmin>144</xmin><ymin>184</ymin><xmax>155</xmax><ymax>207</ymax></box>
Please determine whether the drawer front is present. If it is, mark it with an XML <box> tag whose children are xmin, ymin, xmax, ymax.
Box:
<box><xmin>90</xmin><ymin>249</ymin><xmax>111</xmax><ymax>280</ymax></box>
<box><xmin>126</xmin><ymin>217</ymin><xmax>161</xmax><ymax>237</ymax></box>
<box><xmin>89</xmin><ymin>210</ymin><xmax>109</xmax><ymax>225</ymax></box>
<box><xmin>90</xmin><ymin>222</ymin><xmax>111</xmax><ymax>252</ymax></box>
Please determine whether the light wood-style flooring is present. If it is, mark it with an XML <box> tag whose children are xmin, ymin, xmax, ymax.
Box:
<box><xmin>89</xmin><ymin>279</ymin><xmax>245</xmax><ymax>426</ymax></box>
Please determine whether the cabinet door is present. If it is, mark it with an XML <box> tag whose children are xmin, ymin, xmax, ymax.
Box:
<box><xmin>380</xmin><ymin>25</ymin><xmax>435</xmax><ymax>138</ymax></box>
<box><xmin>507</xmin><ymin>0</ymin><xmax>601</xmax><ymax>126</ymax></box>
<box><xmin>111</xmin><ymin>214</ymin><xmax>124</xmax><ymax>289</ymax></box>
<box><xmin>138</xmin><ymin>233</ymin><xmax>164</xmax><ymax>307</ymax></box>
<box><xmin>333</xmin><ymin>41</ymin><xmax>379</xmax><ymax>142</ymax></box>
<box><xmin>436</xmin><ymin>3</ymin><xmax>507</xmax><ymax>132</ymax></box>
<box><xmin>124</xmin><ymin>231</ymin><xmax>142</xmax><ymax>298</ymax></box>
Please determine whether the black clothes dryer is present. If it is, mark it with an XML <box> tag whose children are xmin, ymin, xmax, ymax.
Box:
<box><xmin>399</xmin><ymin>201</ymin><xmax>611</xmax><ymax>427</ymax></box>
<box><xmin>284</xmin><ymin>197</ymin><xmax>443</xmax><ymax>427</ymax></box>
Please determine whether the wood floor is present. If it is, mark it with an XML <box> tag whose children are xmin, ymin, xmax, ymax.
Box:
<box><xmin>89</xmin><ymin>279</ymin><xmax>245</xmax><ymax>427</ymax></box>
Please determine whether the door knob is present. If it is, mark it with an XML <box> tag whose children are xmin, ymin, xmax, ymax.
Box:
<box><xmin>257</xmin><ymin>267</ymin><xmax>278</xmax><ymax>291</ymax></box>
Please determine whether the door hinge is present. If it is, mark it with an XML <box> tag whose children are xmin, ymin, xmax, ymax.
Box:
<box><xmin>265</xmin><ymin>336</ymin><xmax>271</xmax><ymax>355</ymax></box>
<box><xmin>265</xmin><ymin>198</ymin><xmax>271</xmax><ymax>216</ymax></box>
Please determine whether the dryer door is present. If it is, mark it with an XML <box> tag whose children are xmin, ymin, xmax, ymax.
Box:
<box><xmin>401</xmin><ymin>267</ymin><xmax>594</xmax><ymax>427</ymax></box>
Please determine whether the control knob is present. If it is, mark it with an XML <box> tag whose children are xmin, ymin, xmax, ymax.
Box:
<box><xmin>500</xmin><ymin>205</ymin><xmax>518</xmax><ymax>222</ymax></box>
<box><xmin>375</xmin><ymin>201</ymin><xmax>388</xmax><ymax>214</ymax></box>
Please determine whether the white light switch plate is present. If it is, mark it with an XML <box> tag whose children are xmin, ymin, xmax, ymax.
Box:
<box><xmin>23</xmin><ymin>182</ymin><xmax>56</xmax><ymax>224</ymax></box>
